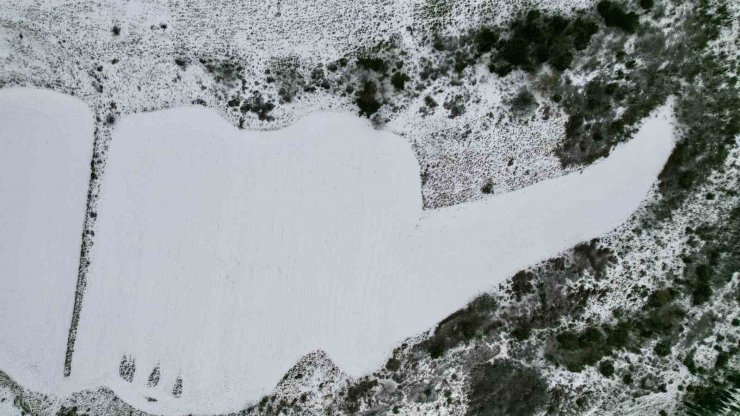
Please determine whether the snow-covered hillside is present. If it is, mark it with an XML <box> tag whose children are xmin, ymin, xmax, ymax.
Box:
<box><xmin>0</xmin><ymin>0</ymin><xmax>738</xmax><ymax>415</ymax></box>
<box><xmin>2</xmin><ymin>90</ymin><xmax>674</xmax><ymax>414</ymax></box>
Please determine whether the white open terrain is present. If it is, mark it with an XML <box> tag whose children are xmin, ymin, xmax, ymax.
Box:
<box><xmin>74</xmin><ymin>101</ymin><xmax>674</xmax><ymax>414</ymax></box>
<box><xmin>0</xmin><ymin>87</ymin><xmax>676</xmax><ymax>415</ymax></box>
<box><xmin>0</xmin><ymin>88</ymin><xmax>92</xmax><ymax>394</ymax></box>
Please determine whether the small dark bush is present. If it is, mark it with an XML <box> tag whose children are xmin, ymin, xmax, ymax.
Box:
<box><xmin>423</xmin><ymin>294</ymin><xmax>497</xmax><ymax>358</ymax></box>
<box><xmin>480</xmin><ymin>180</ymin><xmax>494</xmax><ymax>194</ymax></box>
<box><xmin>57</xmin><ymin>407</ymin><xmax>86</xmax><ymax>416</ymax></box>
<box><xmin>597</xmin><ymin>1</ymin><xmax>639</xmax><ymax>33</ymax></box>
<box><xmin>682</xmin><ymin>377</ymin><xmax>740</xmax><ymax>415</ymax></box>
<box><xmin>599</xmin><ymin>360</ymin><xmax>615</xmax><ymax>377</ymax></box>
<box><xmin>547</xmin><ymin>326</ymin><xmax>612</xmax><ymax>371</ymax></box>
<box><xmin>424</xmin><ymin>95</ymin><xmax>438</xmax><ymax>108</ymax></box>
<box><xmin>119</xmin><ymin>355</ymin><xmax>135</xmax><ymax>382</ymax></box>
<box><xmin>345</xmin><ymin>378</ymin><xmax>378</xmax><ymax>413</ymax></box>
<box><xmin>356</xmin><ymin>81</ymin><xmax>382</xmax><ymax>117</ymax></box>
<box><xmin>639</xmin><ymin>0</ymin><xmax>654</xmax><ymax>10</ymax></box>
<box><xmin>385</xmin><ymin>358</ymin><xmax>401</xmax><ymax>372</ymax></box>
<box><xmin>653</xmin><ymin>339</ymin><xmax>672</xmax><ymax>357</ymax></box>
<box><xmin>510</xmin><ymin>88</ymin><xmax>537</xmax><ymax>115</ymax></box>
<box><xmin>511</xmin><ymin>270</ymin><xmax>535</xmax><ymax>300</ymax></box>
<box><xmin>488</xmin><ymin>11</ymin><xmax>598</xmax><ymax>75</ymax></box>
<box><xmin>391</xmin><ymin>72</ymin><xmax>411</xmax><ymax>90</ymax></box>
<box><xmin>467</xmin><ymin>360</ymin><xmax>549</xmax><ymax>416</ymax></box>
<box><xmin>172</xmin><ymin>377</ymin><xmax>183</xmax><ymax>397</ymax></box>
<box><xmin>475</xmin><ymin>27</ymin><xmax>499</xmax><ymax>53</ymax></box>
<box><xmin>357</xmin><ymin>56</ymin><xmax>388</xmax><ymax>73</ymax></box>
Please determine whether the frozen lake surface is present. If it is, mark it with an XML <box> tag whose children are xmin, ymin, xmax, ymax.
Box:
<box><xmin>0</xmin><ymin>88</ymin><xmax>675</xmax><ymax>415</ymax></box>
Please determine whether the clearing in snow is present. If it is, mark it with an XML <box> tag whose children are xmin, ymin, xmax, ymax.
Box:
<box><xmin>75</xmin><ymin>103</ymin><xmax>674</xmax><ymax>413</ymax></box>
<box><xmin>0</xmin><ymin>88</ymin><xmax>675</xmax><ymax>415</ymax></box>
<box><xmin>0</xmin><ymin>88</ymin><xmax>92</xmax><ymax>394</ymax></box>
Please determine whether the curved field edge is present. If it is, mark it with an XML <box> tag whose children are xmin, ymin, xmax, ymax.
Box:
<box><xmin>0</xmin><ymin>0</ymin><xmax>738</xmax><ymax>414</ymax></box>
<box><xmin>1</xmin><ymin>149</ymin><xmax>738</xmax><ymax>415</ymax></box>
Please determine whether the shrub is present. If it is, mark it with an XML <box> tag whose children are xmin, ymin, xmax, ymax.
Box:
<box><xmin>119</xmin><ymin>355</ymin><xmax>135</xmax><ymax>382</ymax></box>
<box><xmin>345</xmin><ymin>378</ymin><xmax>378</xmax><ymax>413</ymax></box>
<box><xmin>511</xmin><ymin>270</ymin><xmax>535</xmax><ymax>300</ymax></box>
<box><xmin>546</xmin><ymin>326</ymin><xmax>612</xmax><ymax>371</ymax></box>
<box><xmin>510</xmin><ymin>88</ymin><xmax>537</xmax><ymax>115</ymax></box>
<box><xmin>391</xmin><ymin>72</ymin><xmax>411</xmax><ymax>90</ymax></box>
<box><xmin>357</xmin><ymin>56</ymin><xmax>388</xmax><ymax>73</ymax></box>
<box><xmin>57</xmin><ymin>407</ymin><xmax>86</xmax><ymax>416</ymax></box>
<box><xmin>356</xmin><ymin>81</ymin><xmax>382</xmax><ymax>117</ymax></box>
<box><xmin>639</xmin><ymin>0</ymin><xmax>654</xmax><ymax>10</ymax></box>
<box><xmin>480</xmin><ymin>180</ymin><xmax>494</xmax><ymax>194</ymax></box>
<box><xmin>385</xmin><ymin>358</ymin><xmax>401</xmax><ymax>372</ymax></box>
<box><xmin>682</xmin><ymin>376</ymin><xmax>740</xmax><ymax>415</ymax></box>
<box><xmin>654</xmin><ymin>339</ymin><xmax>671</xmax><ymax>356</ymax></box>
<box><xmin>597</xmin><ymin>1</ymin><xmax>639</xmax><ymax>33</ymax></box>
<box><xmin>488</xmin><ymin>11</ymin><xmax>598</xmax><ymax>75</ymax></box>
<box><xmin>599</xmin><ymin>360</ymin><xmax>615</xmax><ymax>377</ymax></box>
<box><xmin>467</xmin><ymin>360</ymin><xmax>549</xmax><ymax>416</ymax></box>
<box><xmin>475</xmin><ymin>27</ymin><xmax>499</xmax><ymax>53</ymax></box>
<box><xmin>172</xmin><ymin>377</ymin><xmax>183</xmax><ymax>397</ymax></box>
<box><xmin>423</xmin><ymin>294</ymin><xmax>498</xmax><ymax>358</ymax></box>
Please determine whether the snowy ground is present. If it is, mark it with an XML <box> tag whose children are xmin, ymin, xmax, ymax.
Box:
<box><xmin>55</xmin><ymin>99</ymin><xmax>673</xmax><ymax>414</ymax></box>
<box><xmin>0</xmin><ymin>88</ymin><xmax>92</xmax><ymax>394</ymax></box>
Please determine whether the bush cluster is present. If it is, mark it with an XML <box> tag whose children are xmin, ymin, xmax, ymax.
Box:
<box><xmin>483</xmin><ymin>11</ymin><xmax>599</xmax><ymax>75</ymax></box>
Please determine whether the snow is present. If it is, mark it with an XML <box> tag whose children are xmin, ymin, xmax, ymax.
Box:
<box><xmin>0</xmin><ymin>88</ymin><xmax>93</xmax><ymax>394</ymax></box>
<box><xmin>66</xmin><ymin>101</ymin><xmax>675</xmax><ymax>414</ymax></box>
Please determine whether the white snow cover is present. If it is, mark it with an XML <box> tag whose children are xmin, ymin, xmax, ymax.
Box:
<box><xmin>0</xmin><ymin>88</ymin><xmax>675</xmax><ymax>414</ymax></box>
<box><xmin>67</xmin><ymin>102</ymin><xmax>675</xmax><ymax>414</ymax></box>
<box><xmin>0</xmin><ymin>88</ymin><xmax>93</xmax><ymax>392</ymax></box>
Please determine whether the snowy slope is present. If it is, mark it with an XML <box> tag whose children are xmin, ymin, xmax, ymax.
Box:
<box><xmin>65</xmin><ymin>102</ymin><xmax>674</xmax><ymax>415</ymax></box>
<box><xmin>0</xmin><ymin>88</ymin><xmax>93</xmax><ymax>394</ymax></box>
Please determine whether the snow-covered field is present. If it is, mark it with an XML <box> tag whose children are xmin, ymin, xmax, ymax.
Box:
<box><xmin>58</xmin><ymin>100</ymin><xmax>673</xmax><ymax>414</ymax></box>
<box><xmin>0</xmin><ymin>88</ymin><xmax>92</xmax><ymax>393</ymax></box>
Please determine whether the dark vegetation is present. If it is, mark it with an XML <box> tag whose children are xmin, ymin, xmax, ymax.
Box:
<box><xmin>200</xmin><ymin>57</ymin><xmax>244</xmax><ymax>85</ymax></box>
<box><xmin>571</xmin><ymin>239</ymin><xmax>616</xmax><ymax>278</ymax></box>
<box><xmin>344</xmin><ymin>378</ymin><xmax>378</xmax><ymax>413</ymax></box>
<box><xmin>172</xmin><ymin>377</ymin><xmax>183</xmax><ymax>398</ymax></box>
<box><xmin>547</xmin><ymin>200</ymin><xmax>739</xmax><ymax>387</ymax></box>
<box><xmin>546</xmin><ymin>284</ymin><xmax>686</xmax><ymax>371</ymax></box>
<box><xmin>482</xmin><ymin>10</ymin><xmax>599</xmax><ymax>76</ymax></box>
<box><xmin>57</xmin><ymin>407</ymin><xmax>87</xmax><ymax>416</ymax></box>
<box><xmin>639</xmin><ymin>0</ymin><xmax>654</xmax><ymax>10</ymax></box>
<box><xmin>657</xmin><ymin>61</ymin><xmax>740</xmax><ymax>214</ymax></box>
<box><xmin>509</xmin><ymin>88</ymin><xmax>537</xmax><ymax>116</ymax></box>
<box><xmin>480</xmin><ymin>180</ymin><xmax>494</xmax><ymax>195</ymax></box>
<box><xmin>421</xmin><ymin>179</ymin><xmax>737</xmax><ymax>409</ymax></box>
<box><xmin>596</xmin><ymin>1</ymin><xmax>639</xmax><ymax>33</ymax></box>
<box><xmin>598</xmin><ymin>360</ymin><xmax>615</xmax><ymax>377</ymax></box>
<box><xmin>422</xmin><ymin>294</ymin><xmax>498</xmax><ymax>358</ymax></box>
<box><xmin>679</xmin><ymin>206</ymin><xmax>740</xmax><ymax>305</ymax></box>
<box><xmin>546</xmin><ymin>326</ymin><xmax>616</xmax><ymax>372</ymax></box>
<box><xmin>356</xmin><ymin>81</ymin><xmax>382</xmax><ymax>117</ymax></box>
<box><xmin>683</xmin><ymin>373</ymin><xmax>740</xmax><ymax>415</ymax></box>
<box><xmin>556</xmin><ymin>0</ymin><xmax>739</xmax><ymax>220</ymax></box>
<box><xmin>467</xmin><ymin>360</ymin><xmax>548</xmax><ymax>416</ymax></box>
<box><xmin>147</xmin><ymin>365</ymin><xmax>160</xmax><ymax>387</ymax></box>
<box><xmin>390</xmin><ymin>71</ymin><xmax>411</xmax><ymax>90</ymax></box>
<box><xmin>423</xmin><ymin>240</ymin><xmax>616</xmax><ymax>360</ymax></box>
<box><xmin>357</xmin><ymin>56</ymin><xmax>388</xmax><ymax>74</ymax></box>
<box><xmin>118</xmin><ymin>355</ymin><xmax>135</xmax><ymax>383</ymax></box>
<box><xmin>235</xmin><ymin>92</ymin><xmax>275</xmax><ymax>121</ymax></box>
